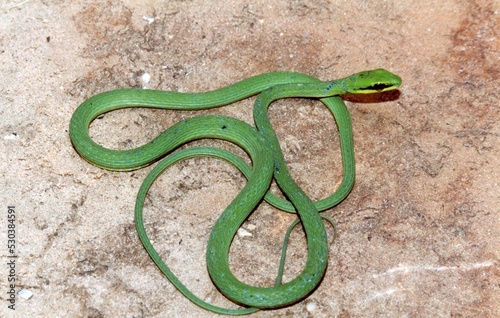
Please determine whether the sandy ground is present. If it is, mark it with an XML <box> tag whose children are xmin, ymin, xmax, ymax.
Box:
<box><xmin>1</xmin><ymin>0</ymin><xmax>499</xmax><ymax>317</ymax></box>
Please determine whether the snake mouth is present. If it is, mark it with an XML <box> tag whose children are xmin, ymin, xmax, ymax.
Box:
<box><xmin>363</xmin><ymin>82</ymin><xmax>399</xmax><ymax>92</ymax></box>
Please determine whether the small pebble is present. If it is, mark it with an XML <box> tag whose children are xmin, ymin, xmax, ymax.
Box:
<box><xmin>306</xmin><ymin>301</ymin><xmax>317</xmax><ymax>312</ymax></box>
<box><xmin>237</xmin><ymin>228</ymin><xmax>252</xmax><ymax>237</ymax></box>
<box><xmin>142</xmin><ymin>16</ymin><xmax>155</xmax><ymax>24</ymax></box>
<box><xmin>18</xmin><ymin>288</ymin><xmax>33</xmax><ymax>300</ymax></box>
<box><xmin>141</xmin><ymin>72</ymin><xmax>151</xmax><ymax>85</ymax></box>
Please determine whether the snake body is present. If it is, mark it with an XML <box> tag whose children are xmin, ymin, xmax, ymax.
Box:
<box><xmin>69</xmin><ymin>69</ymin><xmax>401</xmax><ymax>315</ymax></box>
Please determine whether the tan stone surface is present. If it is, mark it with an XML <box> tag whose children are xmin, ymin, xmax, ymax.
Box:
<box><xmin>1</xmin><ymin>0</ymin><xmax>498</xmax><ymax>317</ymax></box>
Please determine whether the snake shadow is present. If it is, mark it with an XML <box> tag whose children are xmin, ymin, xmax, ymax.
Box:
<box><xmin>341</xmin><ymin>89</ymin><xmax>401</xmax><ymax>104</ymax></box>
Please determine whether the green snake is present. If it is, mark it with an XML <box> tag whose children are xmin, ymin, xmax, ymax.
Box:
<box><xmin>69</xmin><ymin>69</ymin><xmax>401</xmax><ymax>315</ymax></box>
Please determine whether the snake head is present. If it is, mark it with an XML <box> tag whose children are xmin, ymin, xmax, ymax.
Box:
<box><xmin>343</xmin><ymin>69</ymin><xmax>402</xmax><ymax>94</ymax></box>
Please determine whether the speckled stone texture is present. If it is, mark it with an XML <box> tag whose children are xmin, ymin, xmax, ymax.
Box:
<box><xmin>1</xmin><ymin>0</ymin><xmax>498</xmax><ymax>317</ymax></box>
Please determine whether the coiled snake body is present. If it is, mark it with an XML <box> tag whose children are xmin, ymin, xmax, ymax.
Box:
<box><xmin>69</xmin><ymin>69</ymin><xmax>401</xmax><ymax>315</ymax></box>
